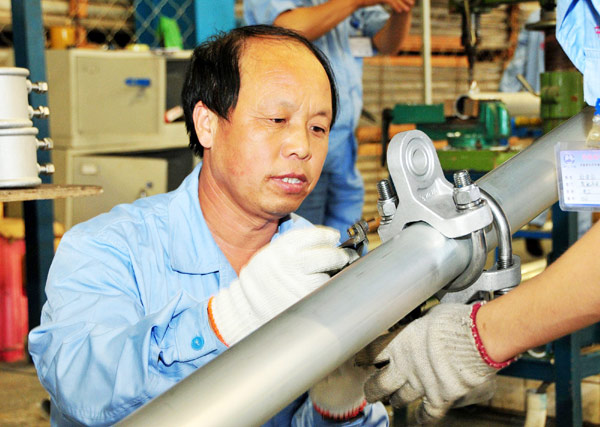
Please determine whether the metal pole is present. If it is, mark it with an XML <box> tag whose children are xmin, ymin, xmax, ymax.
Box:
<box><xmin>421</xmin><ymin>0</ymin><xmax>432</xmax><ymax>104</ymax></box>
<box><xmin>121</xmin><ymin>108</ymin><xmax>593</xmax><ymax>426</ymax></box>
<box><xmin>479</xmin><ymin>106</ymin><xmax>593</xmax><ymax>249</ymax></box>
<box><xmin>11</xmin><ymin>0</ymin><xmax>55</xmax><ymax>330</ymax></box>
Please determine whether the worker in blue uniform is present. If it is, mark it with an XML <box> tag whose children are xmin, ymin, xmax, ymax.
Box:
<box><xmin>356</xmin><ymin>1</ymin><xmax>600</xmax><ymax>421</ymax></box>
<box><xmin>499</xmin><ymin>8</ymin><xmax>544</xmax><ymax>94</ymax></box>
<box><xmin>28</xmin><ymin>26</ymin><xmax>387</xmax><ymax>426</ymax></box>
<box><xmin>244</xmin><ymin>0</ymin><xmax>414</xmax><ymax>239</ymax></box>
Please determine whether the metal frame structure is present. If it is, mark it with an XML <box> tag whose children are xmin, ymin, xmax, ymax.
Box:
<box><xmin>121</xmin><ymin>108</ymin><xmax>595</xmax><ymax>427</ymax></box>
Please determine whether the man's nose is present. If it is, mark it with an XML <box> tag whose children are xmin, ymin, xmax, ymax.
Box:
<box><xmin>281</xmin><ymin>126</ymin><xmax>311</xmax><ymax>160</ymax></box>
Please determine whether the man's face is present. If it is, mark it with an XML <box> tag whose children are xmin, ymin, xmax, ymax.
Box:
<box><xmin>203</xmin><ymin>38</ymin><xmax>332</xmax><ymax>221</ymax></box>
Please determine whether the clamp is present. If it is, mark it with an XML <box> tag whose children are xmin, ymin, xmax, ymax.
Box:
<box><xmin>377</xmin><ymin>130</ymin><xmax>493</xmax><ymax>292</ymax></box>
<box><xmin>439</xmin><ymin>189</ymin><xmax>521</xmax><ymax>303</ymax></box>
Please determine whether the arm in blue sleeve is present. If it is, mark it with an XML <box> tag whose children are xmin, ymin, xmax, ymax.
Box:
<box><xmin>500</xmin><ymin>10</ymin><xmax>543</xmax><ymax>93</ymax></box>
<box><xmin>499</xmin><ymin>29</ymin><xmax>531</xmax><ymax>92</ymax></box>
<box><xmin>243</xmin><ymin>0</ymin><xmax>303</xmax><ymax>25</ymax></box>
<box><xmin>292</xmin><ymin>399</ymin><xmax>389</xmax><ymax>427</ymax></box>
<box><xmin>28</xmin><ymin>229</ymin><xmax>226</xmax><ymax>425</ymax></box>
<box><xmin>355</xmin><ymin>6</ymin><xmax>389</xmax><ymax>38</ymax></box>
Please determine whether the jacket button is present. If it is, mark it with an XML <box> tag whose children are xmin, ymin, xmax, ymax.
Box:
<box><xmin>191</xmin><ymin>336</ymin><xmax>204</xmax><ymax>350</ymax></box>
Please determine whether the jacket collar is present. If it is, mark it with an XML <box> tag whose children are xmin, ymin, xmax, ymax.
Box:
<box><xmin>168</xmin><ymin>163</ymin><xmax>222</xmax><ymax>274</ymax></box>
<box><xmin>168</xmin><ymin>163</ymin><xmax>308</xmax><ymax>274</ymax></box>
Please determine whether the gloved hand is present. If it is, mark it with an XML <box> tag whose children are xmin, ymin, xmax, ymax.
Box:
<box><xmin>356</xmin><ymin>303</ymin><xmax>514</xmax><ymax>424</ymax></box>
<box><xmin>309</xmin><ymin>357</ymin><xmax>371</xmax><ymax>421</ymax></box>
<box><xmin>209</xmin><ymin>227</ymin><xmax>357</xmax><ymax>346</ymax></box>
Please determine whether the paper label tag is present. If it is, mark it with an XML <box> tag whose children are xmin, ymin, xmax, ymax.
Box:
<box><xmin>349</xmin><ymin>37</ymin><xmax>373</xmax><ymax>57</ymax></box>
<box><xmin>556</xmin><ymin>142</ymin><xmax>600</xmax><ymax>211</ymax></box>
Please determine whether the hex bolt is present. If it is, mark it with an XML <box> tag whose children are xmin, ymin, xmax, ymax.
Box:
<box><xmin>38</xmin><ymin>163</ymin><xmax>55</xmax><ymax>175</ymax></box>
<box><xmin>377</xmin><ymin>179</ymin><xmax>394</xmax><ymax>200</ymax></box>
<box><xmin>36</xmin><ymin>137</ymin><xmax>54</xmax><ymax>150</ymax></box>
<box><xmin>30</xmin><ymin>81</ymin><xmax>48</xmax><ymax>93</ymax></box>
<box><xmin>377</xmin><ymin>179</ymin><xmax>398</xmax><ymax>223</ymax></box>
<box><xmin>29</xmin><ymin>106</ymin><xmax>50</xmax><ymax>119</ymax></box>
<box><xmin>453</xmin><ymin>170</ymin><xmax>472</xmax><ymax>188</ymax></box>
<box><xmin>452</xmin><ymin>170</ymin><xmax>484</xmax><ymax>210</ymax></box>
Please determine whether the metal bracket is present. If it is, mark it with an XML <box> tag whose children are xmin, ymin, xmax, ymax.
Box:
<box><xmin>440</xmin><ymin>189</ymin><xmax>522</xmax><ymax>301</ymax></box>
<box><xmin>378</xmin><ymin>130</ymin><xmax>493</xmax><ymax>242</ymax></box>
<box><xmin>440</xmin><ymin>255</ymin><xmax>521</xmax><ymax>303</ymax></box>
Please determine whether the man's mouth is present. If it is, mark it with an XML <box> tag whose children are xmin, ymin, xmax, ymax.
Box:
<box><xmin>272</xmin><ymin>174</ymin><xmax>308</xmax><ymax>194</ymax></box>
<box><xmin>281</xmin><ymin>177</ymin><xmax>303</xmax><ymax>184</ymax></box>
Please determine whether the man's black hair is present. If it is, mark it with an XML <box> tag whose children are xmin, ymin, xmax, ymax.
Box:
<box><xmin>182</xmin><ymin>25</ymin><xmax>338</xmax><ymax>157</ymax></box>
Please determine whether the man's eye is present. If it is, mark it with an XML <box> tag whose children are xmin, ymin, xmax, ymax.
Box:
<box><xmin>271</xmin><ymin>118</ymin><xmax>286</xmax><ymax>124</ymax></box>
<box><xmin>311</xmin><ymin>126</ymin><xmax>327</xmax><ymax>134</ymax></box>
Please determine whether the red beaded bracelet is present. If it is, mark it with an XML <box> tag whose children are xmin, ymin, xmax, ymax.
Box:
<box><xmin>470</xmin><ymin>302</ymin><xmax>517</xmax><ymax>369</ymax></box>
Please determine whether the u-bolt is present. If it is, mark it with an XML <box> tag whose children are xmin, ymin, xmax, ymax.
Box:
<box><xmin>445</xmin><ymin>228</ymin><xmax>487</xmax><ymax>292</ymax></box>
<box><xmin>480</xmin><ymin>189</ymin><xmax>513</xmax><ymax>269</ymax></box>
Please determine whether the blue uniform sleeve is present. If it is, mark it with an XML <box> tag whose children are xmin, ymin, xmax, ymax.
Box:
<box><xmin>500</xmin><ymin>10</ymin><xmax>544</xmax><ymax>93</ymax></box>
<box><xmin>353</xmin><ymin>6</ymin><xmax>389</xmax><ymax>38</ymax></box>
<box><xmin>28</xmin><ymin>227</ymin><xmax>227</xmax><ymax>425</ymax></box>
<box><xmin>244</xmin><ymin>0</ymin><xmax>305</xmax><ymax>25</ymax></box>
<box><xmin>291</xmin><ymin>399</ymin><xmax>389</xmax><ymax>427</ymax></box>
<box><xmin>499</xmin><ymin>27</ymin><xmax>533</xmax><ymax>92</ymax></box>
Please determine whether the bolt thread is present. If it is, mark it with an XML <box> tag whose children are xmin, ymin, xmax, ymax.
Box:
<box><xmin>453</xmin><ymin>170</ymin><xmax>472</xmax><ymax>188</ymax></box>
<box><xmin>497</xmin><ymin>257</ymin><xmax>513</xmax><ymax>269</ymax></box>
<box><xmin>377</xmin><ymin>180</ymin><xmax>394</xmax><ymax>200</ymax></box>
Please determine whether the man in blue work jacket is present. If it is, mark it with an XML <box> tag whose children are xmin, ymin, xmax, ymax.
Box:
<box><xmin>28</xmin><ymin>26</ymin><xmax>388</xmax><ymax>426</ymax></box>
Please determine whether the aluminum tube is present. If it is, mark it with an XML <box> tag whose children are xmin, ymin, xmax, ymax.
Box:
<box><xmin>421</xmin><ymin>0</ymin><xmax>432</xmax><ymax>104</ymax></box>
<box><xmin>478</xmin><ymin>107</ymin><xmax>594</xmax><ymax>249</ymax></box>
<box><xmin>121</xmin><ymin>108</ymin><xmax>594</xmax><ymax>426</ymax></box>
<box><xmin>456</xmin><ymin>92</ymin><xmax>541</xmax><ymax>117</ymax></box>
<box><xmin>120</xmin><ymin>224</ymin><xmax>471</xmax><ymax>427</ymax></box>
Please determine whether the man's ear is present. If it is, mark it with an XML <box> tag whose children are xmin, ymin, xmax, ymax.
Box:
<box><xmin>192</xmin><ymin>101</ymin><xmax>218</xmax><ymax>149</ymax></box>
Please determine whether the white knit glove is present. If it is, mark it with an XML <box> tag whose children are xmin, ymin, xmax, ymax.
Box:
<box><xmin>309</xmin><ymin>357</ymin><xmax>371</xmax><ymax>421</ymax></box>
<box><xmin>209</xmin><ymin>227</ymin><xmax>357</xmax><ymax>346</ymax></box>
<box><xmin>357</xmin><ymin>303</ymin><xmax>511</xmax><ymax>424</ymax></box>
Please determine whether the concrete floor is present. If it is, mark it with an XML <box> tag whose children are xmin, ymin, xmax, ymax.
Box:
<box><xmin>0</xmin><ymin>237</ymin><xmax>554</xmax><ymax>426</ymax></box>
<box><xmin>0</xmin><ymin>360</ymin><xmax>49</xmax><ymax>426</ymax></box>
<box><xmin>0</xmin><ymin>362</ymin><xmax>532</xmax><ymax>427</ymax></box>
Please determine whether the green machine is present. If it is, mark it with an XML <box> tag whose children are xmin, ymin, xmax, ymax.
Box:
<box><xmin>382</xmin><ymin>101</ymin><xmax>510</xmax><ymax>151</ymax></box>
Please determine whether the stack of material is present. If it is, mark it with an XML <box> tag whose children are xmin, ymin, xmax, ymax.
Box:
<box><xmin>405</xmin><ymin>1</ymin><xmax>509</xmax><ymax>52</ymax></box>
<box><xmin>0</xmin><ymin>0</ymin><xmax>133</xmax><ymax>35</ymax></box>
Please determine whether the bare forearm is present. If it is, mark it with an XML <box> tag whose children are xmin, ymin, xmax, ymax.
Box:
<box><xmin>372</xmin><ymin>11</ymin><xmax>411</xmax><ymax>54</ymax></box>
<box><xmin>274</xmin><ymin>0</ymin><xmax>361</xmax><ymax>41</ymax></box>
<box><xmin>477</xmin><ymin>221</ymin><xmax>600</xmax><ymax>362</ymax></box>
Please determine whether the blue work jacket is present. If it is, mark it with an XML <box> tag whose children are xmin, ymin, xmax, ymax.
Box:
<box><xmin>28</xmin><ymin>163</ymin><xmax>387</xmax><ymax>426</ymax></box>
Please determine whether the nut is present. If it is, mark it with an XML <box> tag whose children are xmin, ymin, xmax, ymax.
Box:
<box><xmin>453</xmin><ymin>184</ymin><xmax>481</xmax><ymax>207</ymax></box>
<box><xmin>377</xmin><ymin>198</ymin><xmax>397</xmax><ymax>218</ymax></box>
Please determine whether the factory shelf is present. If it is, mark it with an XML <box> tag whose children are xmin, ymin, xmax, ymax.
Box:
<box><xmin>0</xmin><ymin>184</ymin><xmax>102</xmax><ymax>203</ymax></box>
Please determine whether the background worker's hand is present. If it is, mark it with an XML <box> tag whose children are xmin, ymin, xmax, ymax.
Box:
<box><xmin>209</xmin><ymin>227</ymin><xmax>357</xmax><ymax>346</ymax></box>
<box><xmin>356</xmin><ymin>304</ymin><xmax>511</xmax><ymax>424</ymax></box>
<box><xmin>309</xmin><ymin>357</ymin><xmax>372</xmax><ymax>421</ymax></box>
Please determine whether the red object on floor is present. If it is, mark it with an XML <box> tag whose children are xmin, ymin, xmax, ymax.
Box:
<box><xmin>0</xmin><ymin>237</ymin><xmax>28</xmax><ymax>362</ymax></box>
